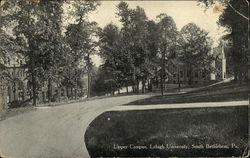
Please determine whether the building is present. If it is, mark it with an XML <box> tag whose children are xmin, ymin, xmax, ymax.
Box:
<box><xmin>152</xmin><ymin>44</ymin><xmax>227</xmax><ymax>89</ymax></box>
<box><xmin>1</xmin><ymin>55</ymin><xmax>88</xmax><ymax>107</ymax></box>
<box><xmin>169</xmin><ymin>44</ymin><xmax>226</xmax><ymax>85</ymax></box>
<box><xmin>166</xmin><ymin>58</ymin><xmax>211</xmax><ymax>85</ymax></box>
<box><xmin>213</xmin><ymin>42</ymin><xmax>227</xmax><ymax>80</ymax></box>
<box><xmin>0</xmin><ymin>56</ymin><xmax>28</xmax><ymax>104</ymax></box>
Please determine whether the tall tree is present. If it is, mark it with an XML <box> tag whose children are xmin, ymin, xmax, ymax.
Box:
<box><xmin>157</xmin><ymin>14</ymin><xmax>178</xmax><ymax>95</ymax></box>
<box><xmin>64</xmin><ymin>0</ymin><xmax>100</xmax><ymax>98</ymax></box>
<box><xmin>117</xmin><ymin>2</ymin><xmax>153</xmax><ymax>93</ymax></box>
<box><xmin>1</xmin><ymin>0</ymin><xmax>67</xmax><ymax>105</ymax></box>
<box><xmin>198</xmin><ymin>0</ymin><xmax>249</xmax><ymax>82</ymax></box>
<box><xmin>180</xmin><ymin>23</ymin><xmax>213</xmax><ymax>85</ymax></box>
<box><xmin>144</xmin><ymin>20</ymin><xmax>161</xmax><ymax>92</ymax></box>
<box><xmin>98</xmin><ymin>23</ymin><xmax>122</xmax><ymax>95</ymax></box>
<box><xmin>1</xmin><ymin>0</ymin><xmax>42</xmax><ymax>105</ymax></box>
<box><xmin>35</xmin><ymin>0</ymin><xmax>65</xmax><ymax>102</ymax></box>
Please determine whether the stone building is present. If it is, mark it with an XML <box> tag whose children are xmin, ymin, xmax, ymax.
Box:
<box><xmin>1</xmin><ymin>55</ymin><xmax>88</xmax><ymax>107</ymax></box>
<box><xmin>166</xmin><ymin>59</ymin><xmax>211</xmax><ymax>85</ymax></box>
<box><xmin>152</xmin><ymin>44</ymin><xmax>227</xmax><ymax>89</ymax></box>
<box><xmin>0</xmin><ymin>56</ymin><xmax>28</xmax><ymax>104</ymax></box>
<box><xmin>166</xmin><ymin>44</ymin><xmax>227</xmax><ymax>85</ymax></box>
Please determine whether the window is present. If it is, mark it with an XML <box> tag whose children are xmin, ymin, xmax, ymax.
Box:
<box><xmin>202</xmin><ymin>71</ymin><xmax>206</xmax><ymax>78</ymax></box>
<box><xmin>180</xmin><ymin>71</ymin><xmax>183</xmax><ymax>78</ymax></box>
<box><xmin>194</xmin><ymin>72</ymin><xmax>198</xmax><ymax>78</ymax></box>
<box><xmin>173</xmin><ymin>73</ymin><xmax>177</xmax><ymax>78</ymax></box>
<box><xmin>187</xmin><ymin>71</ymin><xmax>191</xmax><ymax>77</ymax></box>
<box><xmin>61</xmin><ymin>89</ymin><xmax>64</xmax><ymax>96</ymax></box>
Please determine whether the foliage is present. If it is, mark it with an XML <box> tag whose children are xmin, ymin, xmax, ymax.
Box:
<box><xmin>180</xmin><ymin>23</ymin><xmax>213</xmax><ymax>84</ymax></box>
<box><xmin>0</xmin><ymin>0</ymin><xmax>100</xmax><ymax>103</ymax></box>
<box><xmin>180</xmin><ymin>23</ymin><xmax>213</xmax><ymax>68</ymax></box>
<box><xmin>116</xmin><ymin>2</ymin><xmax>160</xmax><ymax>93</ymax></box>
<box><xmin>63</xmin><ymin>1</ymin><xmax>100</xmax><ymax>98</ymax></box>
<box><xmin>197</xmin><ymin>0</ymin><xmax>249</xmax><ymax>81</ymax></box>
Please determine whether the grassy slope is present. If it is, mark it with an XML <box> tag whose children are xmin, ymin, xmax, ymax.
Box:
<box><xmin>85</xmin><ymin>106</ymin><xmax>248</xmax><ymax>157</ymax></box>
<box><xmin>126</xmin><ymin>81</ymin><xmax>249</xmax><ymax>105</ymax></box>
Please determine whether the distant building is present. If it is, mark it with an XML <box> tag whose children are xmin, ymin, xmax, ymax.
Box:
<box><xmin>213</xmin><ymin>42</ymin><xmax>227</xmax><ymax>80</ymax></box>
<box><xmin>166</xmin><ymin>58</ymin><xmax>211</xmax><ymax>85</ymax></box>
<box><xmin>1</xmin><ymin>55</ymin><xmax>88</xmax><ymax>107</ymax></box>
<box><xmin>152</xmin><ymin>45</ymin><xmax>227</xmax><ymax>89</ymax></box>
<box><xmin>0</xmin><ymin>55</ymin><xmax>28</xmax><ymax>104</ymax></box>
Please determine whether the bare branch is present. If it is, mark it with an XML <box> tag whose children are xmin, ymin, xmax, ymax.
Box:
<box><xmin>227</xmin><ymin>2</ymin><xmax>249</xmax><ymax>21</ymax></box>
<box><xmin>243</xmin><ymin>0</ymin><xmax>249</xmax><ymax>6</ymax></box>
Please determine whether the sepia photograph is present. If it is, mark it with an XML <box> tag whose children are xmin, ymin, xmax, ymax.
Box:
<box><xmin>0</xmin><ymin>0</ymin><xmax>249</xmax><ymax>157</ymax></box>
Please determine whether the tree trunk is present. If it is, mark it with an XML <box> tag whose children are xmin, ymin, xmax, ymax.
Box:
<box><xmin>32</xmin><ymin>74</ymin><xmax>36</xmax><ymax>105</ymax></box>
<box><xmin>30</xmin><ymin>49</ymin><xmax>37</xmax><ymax>105</ymax></box>
<box><xmin>188</xmin><ymin>68</ymin><xmax>193</xmax><ymax>85</ymax></box>
<box><xmin>71</xmin><ymin>87</ymin><xmax>73</xmax><ymax>99</ymax></box>
<box><xmin>47</xmin><ymin>78</ymin><xmax>52</xmax><ymax>102</ymax></box>
<box><xmin>74</xmin><ymin>87</ymin><xmax>77</xmax><ymax>99</ymax></box>
<box><xmin>66</xmin><ymin>86</ymin><xmax>69</xmax><ymax>98</ymax></box>
<box><xmin>156</xmin><ymin>77</ymin><xmax>158</xmax><ymax>88</ymax></box>
<box><xmin>147</xmin><ymin>79</ymin><xmax>152</xmax><ymax>92</ymax></box>
<box><xmin>233</xmin><ymin>66</ymin><xmax>238</xmax><ymax>81</ymax></box>
<box><xmin>142</xmin><ymin>78</ymin><xmax>146</xmax><ymax>94</ymax></box>
<box><xmin>136</xmin><ymin>81</ymin><xmax>139</xmax><ymax>94</ymax></box>
<box><xmin>161</xmin><ymin>48</ymin><xmax>165</xmax><ymax>96</ymax></box>
<box><xmin>133</xmin><ymin>67</ymin><xmax>136</xmax><ymax>94</ymax></box>
<box><xmin>239</xmin><ymin>67</ymin><xmax>243</xmax><ymax>84</ymax></box>
<box><xmin>126</xmin><ymin>85</ymin><xmax>128</xmax><ymax>94</ymax></box>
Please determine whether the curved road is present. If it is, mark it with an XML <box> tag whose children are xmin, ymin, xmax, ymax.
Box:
<box><xmin>1</xmin><ymin>94</ymin><xmax>247</xmax><ymax>158</ymax></box>
<box><xmin>0</xmin><ymin>95</ymin><xmax>151</xmax><ymax>158</ymax></box>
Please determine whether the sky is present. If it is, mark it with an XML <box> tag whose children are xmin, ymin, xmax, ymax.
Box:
<box><xmin>87</xmin><ymin>1</ymin><xmax>226</xmax><ymax>66</ymax></box>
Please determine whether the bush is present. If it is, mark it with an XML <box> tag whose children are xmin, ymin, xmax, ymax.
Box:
<box><xmin>8</xmin><ymin>99</ymin><xmax>32</xmax><ymax>109</ymax></box>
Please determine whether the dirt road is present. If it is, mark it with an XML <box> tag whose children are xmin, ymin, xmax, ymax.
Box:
<box><xmin>0</xmin><ymin>95</ymin><xmax>151</xmax><ymax>158</ymax></box>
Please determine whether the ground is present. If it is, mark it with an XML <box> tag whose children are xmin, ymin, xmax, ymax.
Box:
<box><xmin>0</xmin><ymin>95</ymin><xmax>151</xmax><ymax>158</ymax></box>
<box><xmin>86</xmin><ymin>105</ymin><xmax>248</xmax><ymax>157</ymax></box>
<box><xmin>0</xmin><ymin>81</ymin><xmax>248</xmax><ymax>158</ymax></box>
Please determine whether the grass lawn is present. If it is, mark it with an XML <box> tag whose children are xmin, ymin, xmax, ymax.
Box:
<box><xmin>126</xmin><ymin>81</ymin><xmax>249</xmax><ymax>105</ymax></box>
<box><xmin>85</xmin><ymin>106</ymin><xmax>248</xmax><ymax>157</ymax></box>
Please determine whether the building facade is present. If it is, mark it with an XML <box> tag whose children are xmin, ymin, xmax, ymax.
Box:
<box><xmin>166</xmin><ymin>44</ymin><xmax>227</xmax><ymax>85</ymax></box>
<box><xmin>1</xmin><ymin>55</ymin><xmax>88</xmax><ymax>108</ymax></box>
<box><xmin>152</xmin><ymin>44</ymin><xmax>227</xmax><ymax>90</ymax></box>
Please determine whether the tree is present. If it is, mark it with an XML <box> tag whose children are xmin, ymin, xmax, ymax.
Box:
<box><xmin>116</xmin><ymin>2</ymin><xmax>136</xmax><ymax>93</ymax></box>
<box><xmin>1</xmin><ymin>1</ymin><xmax>43</xmax><ymax>105</ymax></box>
<box><xmin>198</xmin><ymin>0</ymin><xmax>249</xmax><ymax>21</ymax></box>
<box><xmin>144</xmin><ymin>20</ymin><xmax>161</xmax><ymax>92</ymax></box>
<box><xmin>117</xmin><ymin>2</ymin><xmax>154</xmax><ymax>94</ymax></box>
<box><xmin>35</xmin><ymin>0</ymin><xmax>66</xmax><ymax>102</ymax></box>
<box><xmin>98</xmin><ymin>23</ymin><xmax>122</xmax><ymax>95</ymax></box>
<box><xmin>64</xmin><ymin>0</ymin><xmax>100</xmax><ymax>98</ymax></box>
<box><xmin>157</xmin><ymin>14</ymin><xmax>178</xmax><ymax>95</ymax></box>
<box><xmin>198</xmin><ymin>0</ymin><xmax>249</xmax><ymax>82</ymax></box>
<box><xmin>1</xmin><ymin>0</ymin><xmax>68</xmax><ymax>105</ymax></box>
<box><xmin>180</xmin><ymin>23</ymin><xmax>213</xmax><ymax>85</ymax></box>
